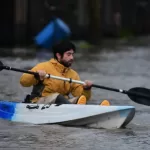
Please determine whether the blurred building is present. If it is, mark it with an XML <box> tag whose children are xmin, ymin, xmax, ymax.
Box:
<box><xmin>0</xmin><ymin>0</ymin><xmax>150</xmax><ymax>47</ymax></box>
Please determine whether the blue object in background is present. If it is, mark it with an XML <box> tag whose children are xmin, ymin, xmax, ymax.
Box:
<box><xmin>34</xmin><ymin>18</ymin><xmax>71</xmax><ymax>49</ymax></box>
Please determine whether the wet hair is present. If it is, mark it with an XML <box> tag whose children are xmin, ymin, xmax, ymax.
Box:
<box><xmin>52</xmin><ymin>40</ymin><xmax>76</xmax><ymax>59</ymax></box>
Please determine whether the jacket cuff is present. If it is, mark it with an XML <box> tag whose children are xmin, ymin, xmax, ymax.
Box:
<box><xmin>83</xmin><ymin>87</ymin><xmax>91</xmax><ymax>90</ymax></box>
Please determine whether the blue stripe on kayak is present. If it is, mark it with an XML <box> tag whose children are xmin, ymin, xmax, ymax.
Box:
<box><xmin>116</xmin><ymin>106</ymin><xmax>134</xmax><ymax>117</ymax></box>
<box><xmin>0</xmin><ymin>101</ymin><xmax>16</xmax><ymax>120</ymax></box>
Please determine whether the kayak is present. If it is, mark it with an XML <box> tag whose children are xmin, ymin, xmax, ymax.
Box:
<box><xmin>0</xmin><ymin>100</ymin><xmax>135</xmax><ymax>129</ymax></box>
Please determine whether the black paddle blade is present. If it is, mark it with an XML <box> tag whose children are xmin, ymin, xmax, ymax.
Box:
<box><xmin>0</xmin><ymin>61</ymin><xmax>4</xmax><ymax>71</ymax></box>
<box><xmin>128</xmin><ymin>87</ymin><xmax>150</xmax><ymax>106</ymax></box>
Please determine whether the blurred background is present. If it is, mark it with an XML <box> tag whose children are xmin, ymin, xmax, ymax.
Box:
<box><xmin>0</xmin><ymin>0</ymin><xmax>150</xmax><ymax>55</ymax></box>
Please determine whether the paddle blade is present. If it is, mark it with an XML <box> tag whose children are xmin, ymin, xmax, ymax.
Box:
<box><xmin>128</xmin><ymin>87</ymin><xmax>150</xmax><ymax>106</ymax></box>
<box><xmin>0</xmin><ymin>61</ymin><xmax>4</xmax><ymax>71</ymax></box>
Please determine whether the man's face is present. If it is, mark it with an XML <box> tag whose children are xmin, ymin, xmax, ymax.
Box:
<box><xmin>57</xmin><ymin>49</ymin><xmax>74</xmax><ymax>67</ymax></box>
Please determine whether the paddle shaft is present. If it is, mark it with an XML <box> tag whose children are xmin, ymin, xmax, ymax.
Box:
<box><xmin>92</xmin><ymin>84</ymin><xmax>150</xmax><ymax>99</ymax></box>
<box><xmin>2</xmin><ymin>65</ymin><xmax>37</xmax><ymax>76</ymax></box>
<box><xmin>45</xmin><ymin>75</ymin><xmax>133</xmax><ymax>96</ymax></box>
<box><xmin>2</xmin><ymin>64</ymin><xmax>150</xmax><ymax>100</ymax></box>
<box><xmin>2</xmin><ymin>65</ymin><xmax>128</xmax><ymax>93</ymax></box>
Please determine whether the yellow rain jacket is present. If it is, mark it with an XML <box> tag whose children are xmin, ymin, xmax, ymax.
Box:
<box><xmin>20</xmin><ymin>58</ymin><xmax>91</xmax><ymax>102</ymax></box>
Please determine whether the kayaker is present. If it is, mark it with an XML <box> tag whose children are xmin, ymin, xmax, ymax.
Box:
<box><xmin>20</xmin><ymin>40</ymin><xmax>110</xmax><ymax>105</ymax></box>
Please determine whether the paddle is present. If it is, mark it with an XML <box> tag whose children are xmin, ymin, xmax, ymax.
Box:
<box><xmin>0</xmin><ymin>61</ymin><xmax>150</xmax><ymax>106</ymax></box>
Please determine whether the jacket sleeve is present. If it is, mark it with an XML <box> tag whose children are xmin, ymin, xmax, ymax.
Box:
<box><xmin>71</xmin><ymin>74</ymin><xmax>91</xmax><ymax>101</ymax></box>
<box><xmin>20</xmin><ymin>64</ymin><xmax>43</xmax><ymax>87</ymax></box>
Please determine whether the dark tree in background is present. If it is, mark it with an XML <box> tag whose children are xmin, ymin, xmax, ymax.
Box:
<box><xmin>87</xmin><ymin>0</ymin><xmax>102</xmax><ymax>44</ymax></box>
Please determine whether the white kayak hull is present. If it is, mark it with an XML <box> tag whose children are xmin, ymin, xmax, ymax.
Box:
<box><xmin>0</xmin><ymin>101</ymin><xmax>135</xmax><ymax>129</ymax></box>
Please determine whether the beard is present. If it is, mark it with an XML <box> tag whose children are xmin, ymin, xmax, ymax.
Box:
<box><xmin>59</xmin><ymin>59</ymin><xmax>73</xmax><ymax>67</ymax></box>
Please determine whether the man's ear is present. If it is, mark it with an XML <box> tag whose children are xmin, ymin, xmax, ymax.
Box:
<box><xmin>56</xmin><ymin>53</ymin><xmax>61</xmax><ymax>60</ymax></box>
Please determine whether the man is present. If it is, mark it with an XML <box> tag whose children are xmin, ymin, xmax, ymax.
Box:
<box><xmin>20</xmin><ymin>40</ymin><xmax>110</xmax><ymax>105</ymax></box>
